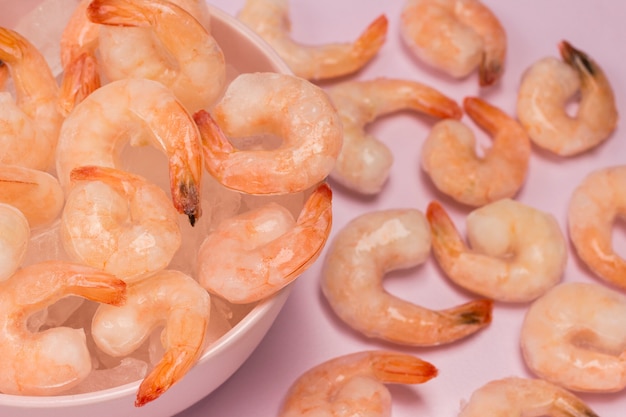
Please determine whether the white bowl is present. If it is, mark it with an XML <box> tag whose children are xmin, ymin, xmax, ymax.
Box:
<box><xmin>0</xmin><ymin>2</ymin><xmax>293</xmax><ymax>416</ymax></box>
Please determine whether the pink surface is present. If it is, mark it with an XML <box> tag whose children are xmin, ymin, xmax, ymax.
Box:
<box><xmin>176</xmin><ymin>1</ymin><xmax>626</xmax><ymax>416</ymax></box>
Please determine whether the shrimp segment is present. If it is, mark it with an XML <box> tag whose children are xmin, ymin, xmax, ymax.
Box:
<box><xmin>326</xmin><ymin>77</ymin><xmax>462</xmax><ymax>194</ymax></box>
<box><xmin>321</xmin><ymin>209</ymin><xmax>493</xmax><ymax>346</ymax></box>
<box><xmin>521</xmin><ymin>282</ymin><xmax>626</xmax><ymax>393</ymax></box>
<box><xmin>0</xmin><ymin>204</ymin><xmax>29</xmax><ymax>281</ymax></box>
<box><xmin>197</xmin><ymin>183</ymin><xmax>332</xmax><ymax>303</ymax></box>
<box><xmin>237</xmin><ymin>0</ymin><xmax>387</xmax><ymax>80</ymax></box>
<box><xmin>92</xmin><ymin>270</ymin><xmax>210</xmax><ymax>406</ymax></box>
<box><xmin>400</xmin><ymin>0</ymin><xmax>506</xmax><ymax>86</ymax></box>
<box><xmin>0</xmin><ymin>261</ymin><xmax>126</xmax><ymax>395</ymax></box>
<box><xmin>458</xmin><ymin>377</ymin><xmax>600</xmax><ymax>417</ymax></box>
<box><xmin>56</xmin><ymin>77</ymin><xmax>203</xmax><ymax>225</ymax></box>
<box><xmin>279</xmin><ymin>351</ymin><xmax>437</xmax><ymax>417</ymax></box>
<box><xmin>517</xmin><ymin>41</ymin><xmax>618</xmax><ymax>156</ymax></box>
<box><xmin>61</xmin><ymin>166</ymin><xmax>182</xmax><ymax>282</ymax></box>
<box><xmin>195</xmin><ymin>72</ymin><xmax>342</xmax><ymax>195</ymax></box>
<box><xmin>426</xmin><ymin>200</ymin><xmax>567</xmax><ymax>302</ymax></box>
<box><xmin>421</xmin><ymin>96</ymin><xmax>530</xmax><ymax>207</ymax></box>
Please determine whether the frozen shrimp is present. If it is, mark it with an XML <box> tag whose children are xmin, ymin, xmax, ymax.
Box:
<box><xmin>237</xmin><ymin>0</ymin><xmax>387</xmax><ymax>80</ymax></box>
<box><xmin>326</xmin><ymin>77</ymin><xmax>462</xmax><ymax>194</ymax></box>
<box><xmin>0</xmin><ymin>27</ymin><xmax>63</xmax><ymax>171</ymax></box>
<box><xmin>279</xmin><ymin>350</ymin><xmax>438</xmax><ymax>417</ymax></box>
<box><xmin>400</xmin><ymin>0</ymin><xmax>506</xmax><ymax>86</ymax></box>
<box><xmin>197</xmin><ymin>183</ymin><xmax>332</xmax><ymax>304</ymax></box>
<box><xmin>321</xmin><ymin>209</ymin><xmax>493</xmax><ymax>346</ymax></box>
<box><xmin>458</xmin><ymin>376</ymin><xmax>600</xmax><ymax>417</ymax></box>
<box><xmin>426</xmin><ymin>199</ymin><xmax>567</xmax><ymax>302</ymax></box>
<box><xmin>61</xmin><ymin>166</ymin><xmax>182</xmax><ymax>283</ymax></box>
<box><xmin>92</xmin><ymin>270</ymin><xmax>210</xmax><ymax>406</ymax></box>
<box><xmin>56</xmin><ymin>77</ymin><xmax>203</xmax><ymax>225</ymax></box>
<box><xmin>0</xmin><ymin>260</ymin><xmax>126</xmax><ymax>395</ymax></box>
<box><xmin>521</xmin><ymin>282</ymin><xmax>626</xmax><ymax>393</ymax></box>
<box><xmin>88</xmin><ymin>0</ymin><xmax>226</xmax><ymax>113</ymax></box>
<box><xmin>568</xmin><ymin>165</ymin><xmax>626</xmax><ymax>290</ymax></box>
<box><xmin>195</xmin><ymin>72</ymin><xmax>342</xmax><ymax>195</ymax></box>
<box><xmin>517</xmin><ymin>41</ymin><xmax>618</xmax><ymax>156</ymax></box>
<box><xmin>421</xmin><ymin>96</ymin><xmax>531</xmax><ymax>207</ymax></box>
<box><xmin>0</xmin><ymin>204</ymin><xmax>29</xmax><ymax>281</ymax></box>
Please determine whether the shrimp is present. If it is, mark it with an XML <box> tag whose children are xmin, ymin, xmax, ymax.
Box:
<box><xmin>278</xmin><ymin>350</ymin><xmax>438</xmax><ymax>417</ymax></box>
<box><xmin>237</xmin><ymin>0</ymin><xmax>388</xmax><ymax>81</ymax></box>
<box><xmin>0</xmin><ymin>27</ymin><xmax>63</xmax><ymax>171</ymax></box>
<box><xmin>321</xmin><ymin>209</ymin><xmax>493</xmax><ymax>346</ymax></box>
<box><xmin>458</xmin><ymin>376</ymin><xmax>600</xmax><ymax>417</ymax></box>
<box><xmin>568</xmin><ymin>165</ymin><xmax>626</xmax><ymax>290</ymax></box>
<box><xmin>55</xmin><ymin>77</ymin><xmax>203</xmax><ymax>225</ymax></box>
<box><xmin>0</xmin><ymin>203</ymin><xmax>29</xmax><ymax>281</ymax></box>
<box><xmin>91</xmin><ymin>269</ymin><xmax>210</xmax><ymax>406</ymax></box>
<box><xmin>326</xmin><ymin>77</ymin><xmax>462</xmax><ymax>195</ymax></box>
<box><xmin>426</xmin><ymin>199</ymin><xmax>567</xmax><ymax>303</ymax></box>
<box><xmin>58</xmin><ymin>50</ymin><xmax>101</xmax><ymax>116</ymax></box>
<box><xmin>61</xmin><ymin>166</ymin><xmax>182</xmax><ymax>283</ymax></box>
<box><xmin>194</xmin><ymin>72</ymin><xmax>342</xmax><ymax>195</ymax></box>
<box><xmin>516</xmin><ymin>41</ymin><xmax>618</xmax><ymax>156</ymax></box>
<box><xmin>0</xmin><ymin>164</ymin><xmax>65</xmax><ymax>229</ymax></box>
<box><xmin>421</xmin><ymin>96</ymin><xmax>531</xmax><ymax>207</ymax></box>
<box><xmin>521</xmin><ymin>282</ymin><xmax>626</xmax><ymax>393</ymax></box>
<box><xmin>400</xmin><ymin>0</ymin><xmax>506</xmax><ymax>86</ymax></box>
<box><xmin>87</xmin><ymin>0</ymin><xmax>226</xmax><ymax>113</ymax></box>
<box><xmin>197</xmin><ymin>183</ymin><xmax>332</xmax><ymax>304</ymax></box>
<box><xmin>0</xmin><ymin>260</ymin><xmax>126</xmax><ymax>395</ymax></box>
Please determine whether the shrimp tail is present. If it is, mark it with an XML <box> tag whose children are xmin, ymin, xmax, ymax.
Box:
<box><xmin>370</xmin><ymin>351</ymin><xmax>438</xmax><ymax>385</ymax></box>
<box><xmin>445</xmin><ymin>299</ymin><xmax>493</xmax><ymax>326</ymax></box>
<box><xmin>479</xmin><ymin>52</ymin><xmax>504</xmax><ymax>87</ymax></box>
<box><xmin>463</xmin><ymin>96</ymin><xmax>507</xmax><ymax>134</ymax></box>
<box><xmin>50</xmin><ymin>261</ymin><xmax>127</xmax><ymax>306</ymax></box>
<box><xmin>426</xmin><ymin>201</ymin><xmax>466</xmax><ymax>267</ymax></box>
<box><xmin>353</xmin><ymin>14</ymin><xmax>388</xmax><ymax>64</ymax></box>
<box><xmin>173</xmin><ymin>175</ymin><xmax>201</xmax><ymax>227</ymax></box>
<box><xmin>0</xmin><ymin>61</ymin><xmax>9</xmax><ymax>88</ymax></box>
<box><xmin>58</xmin><ymin>52</ymin><xmax>101</xmax><ymax>116</ymax></box>
<box><xmin>558</xmin><ymin>40</ymin><xmax>604</xmax><ymax>92</ymax></box>
<box><xmin>87</xmin><ymin>0</ymin><xmax>149</xmax><ymax>27</ymax></box>
<box><xmin>0</xmin><ymin>27</ymin><xmax>25</xmax><ymax>64</ymax></box>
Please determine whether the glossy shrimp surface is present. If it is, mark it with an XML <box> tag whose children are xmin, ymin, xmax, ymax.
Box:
<box><xmin>0</xmin><ymin>203</ymin><xmax>29</xmax><ymax>281</ymax></box>
<box><xmin>321</xmin><ymin>209</ymin><xmax>493</xmax><ymax>346</ymax></box>
<box><xmin>279</xmin><ymin>351</ymin><xmax>438</xmax><ymax>417</ymax></box>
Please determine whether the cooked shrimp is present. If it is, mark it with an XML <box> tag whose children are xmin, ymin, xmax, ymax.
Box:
<box><xmin>0</xmin><ymin>27</ymin><xmax>63</xmax><ymax>171</ymax></box>
<box><xmin>321</xmin><ymin>209</ymin><xmax>493</xmax><ymax>346</ymax></box>
<box><xmin>197</xmin><ymin>183</ymin><xmax>332</xmax><ymax>303</ymax></box>
<box><xmin>458</xmin><ymin>376</ymin><xmax>600</xmax><ymax>417</ymax></box>
<box><xmin>0</xmin><ymin>203</ymin><xmax>29</xmax><ymax>281</ymax></box>
<box><xmin>237</xmin><ymin>0</ymin><xmax>387</xmax><ymax>80</ymax></box>
<box><xmin>426</xmin><ymin>199</ymin><xmax>567</xmax><ymax>302</ymax></box>
<box><xmin>194</xmin><ymin>72</ymin><xmax>342</xmax><ymax>195</ymax></box>
<box><xmin>568</xmin><ymin>165</ymin><xmax>626</xmax><ymax>290</ymax></box>
<box><xmin>56</xmin><ymin>77</ymin><xmax>203</xmax><ymax>225</ymax></box>
<box><xmin>421</xmin><ymin>96</ymin><xmax>531</xmax><ymax>207</ymax></box>
<box><xmin>400</xmin><ymin>0</ymin><xmax>506</xmax><ymax>86</ymax></box>
<box><xmin>326</xmin><ymin>77</ymin><xmax>462</xmax><ymax>194</ymax></box>
<box><xmin>61</xmin><ymin>166</ymin><xmax>182</xmax><ymax>283</ymax></box>
<box><xmin>88</xmin><ymin>0</ymin><xmax>226</xmax><ymax>113</ymax></box>
<box><xmin>520</xmin><ymin>282</ymin><xmax>626</xmax><ymax>393</ymax></box>
<box><xmin>517</xmin><ymin>41</ymin><xmax>618</xmax><ymax>156</ymax></box>
<box><xmin>279</xmin><ymin>350</ymin><xmax>438</xmax><ymax>417</ymax></box>
<box><xmin>0</xmin><ymin>260</ymin><xmax>126</xmax><ymax>395</ymax></box>
<box><xmin>91</xmin><ymin>269</ymin><xmax>210</xmax><ymax>406</ymax></box>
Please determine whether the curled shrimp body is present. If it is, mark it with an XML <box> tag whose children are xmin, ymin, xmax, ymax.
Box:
<box><xmin>0</xmin><ymin>203</ymin><xmax>29</xmax><ymax>281</ymax></box>
<box><xmin>0</xmin><ymin>27</ymin><xmax>63</xmax><ymax>171</ymax></box>
<box><xmin>0</xmin><ymin>260</ymin><xmax>126</xmax><ymax>395</ymax></box>
<box><xmin>426</xmin><ymin>200</ymin><xmax>567</xmax><ymax>303</ymax></box>
<box><xmin>195</xmin><ymin>72</ymin><xmax>342</xmax><ymax>195</ymax></box>
<box><xmin>568</xmin><ymin>166</ymin><xmax>626</xmax><ymax>290</ymax></box>
<box><xmin>56</xmin><ymin>77</ymin><xmax>203</xmax><ymax>225</ymax></box>
<box><xmin>517</xmin><ymin>41</ymin><xmax>618</xmax><ymax>156</ymax></box>
<box><xmin>61</xmin><ymin>166</ymin><xmax>182</xmax><ymax>283</ymax></box>
<box><xmin>326</xmin><ymin>77</ymin><xmax>462</xmax><ymax>194</ymax></box>
<box><xmin>421</xmin><ymin>97</ymin><xmax>531</xmax><ymax>207</ymax></box>
<box><xmin>321</xmin><ymin>209</ymin><xmax>493</xmax><ymax>346</ymax></box>
<box><xmin>87</xmin><ymin>0</ymin><xmax>226</xmax><ymax>113</ymax></box>
<box><xmin>237</xmin><ymin>0</ymin><xmax>388</xmax><ymax>81</ymax></box>
<box><xmin>197</xmin><ymin>183</ymin><xmax>332</xmax><ymax>304</ymax></box>
<box><xmin>521</xmin><ymin>282</ymin><xmax>626</xmax><ymax>393</ymax></box>
<box><xmin>458</xmin><ymin>376</ymin><xmax>600</xmax><ymax>417</ymax></box>
<box><xmin>92</xmin><ymin>269</ymin><xmax>210</xmax><ymax>406</ymax></box>
<box><xmin>279</xmin><ymin>350</ymin><xmax>438</xmax><ymax>417</ymax></box>
<box><xmin>400</xmin><ymin>0</ymin><xmax>506</xmax><ymax>86</ymax></box>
